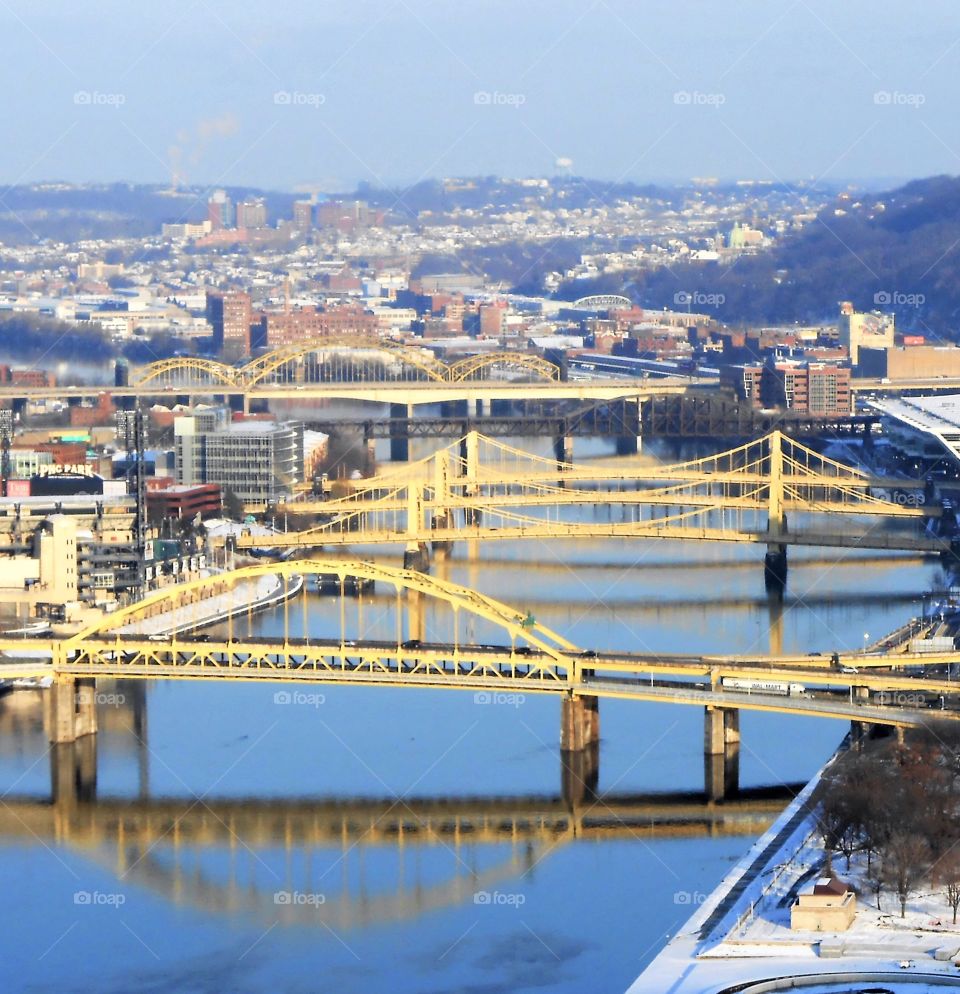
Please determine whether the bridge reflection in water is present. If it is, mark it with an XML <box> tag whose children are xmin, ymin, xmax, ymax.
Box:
<box><xmin>0</xmin><ymin>687</ymin><xmax>800</xmax><ymax>930</ymax></box>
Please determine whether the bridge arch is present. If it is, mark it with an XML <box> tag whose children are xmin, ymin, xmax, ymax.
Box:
<box><xmin>572</xmin><ymin>294</ymin><xmax>632</xmax><ymax>310</ymax></box>
<box><xmin>132</xmin><ymin>357</ymin><xmax>240</xmax><ymax>389</ymax></box>
<box><xmin>447</xmin><ymin>352</ymin><xmax>561</xmax><ymax>383</ymax></box>
<box><xmin>66</xmin><ymin>558</ymin><xmax>580</xmax><ymax>662</ymax></box>
<box><xmin>242</xmin><ymin>341</ymin><xmax>448</xmax><ymax>386</ymax></box>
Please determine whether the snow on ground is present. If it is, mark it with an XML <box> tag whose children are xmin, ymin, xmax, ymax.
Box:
<box><xmin>119</xmin><ymin>572</ymin><xmax>286</xmax><ymax>635</ymax></box>
<box><xmin>626</xmin><ymin>743</ymin><xmax>960</xmax><ymax>993</ymax></box>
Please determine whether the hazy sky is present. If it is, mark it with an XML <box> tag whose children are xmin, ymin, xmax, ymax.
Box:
<box><xmin>2</xmin><ymin>0</ymin><xmax>959</xmax><ymax>191</ymax></box>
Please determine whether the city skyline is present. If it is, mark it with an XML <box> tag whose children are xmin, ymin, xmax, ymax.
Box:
<box><xmin>1</xmin><ymin>0</ymin><xmax>959</xmax><ymax>191</ymax></box>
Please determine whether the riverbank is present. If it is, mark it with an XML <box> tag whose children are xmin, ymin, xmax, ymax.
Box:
<box><xmin>117</xmin><ymin>570</ymin><xmax>304</xmax><ymax>637</ymax></box>
<box><xmin>627</xmin><ymin>734</ymin><xmax>960</xmax><ymax>993</ymax></box>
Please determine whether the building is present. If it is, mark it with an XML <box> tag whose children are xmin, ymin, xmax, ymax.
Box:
<box><xmin>257</xmin><ymin>304</ymin><xmax>379</xmax><ymax>348</ymax></box>
<box><xmin>293</xmin><ymin>200</ymin><xmax>314</xmax><ymax>231</ymax></box>
<box><xmin>207</xmin><ymin>189</ymin><xmax>235</xmax><ymax>230</ymax></box>
<box><xmin>857</xmin><ymin>344</ymin><xmax>960</xmax><ymax>381</ymax></box>
<box><xmin>790</xmin><ymin>876</ymin><xmax>856</xmax><ymax>931</ymax></box>
<box><xmin>147</xmin><ymin>483</ymin><xmax>222</xmax><ymax>521</ymax></box>
<box><xmin>174</xmin><ymin>408</ymin><xmax>305</xmax><ymax>503</ymax></box>
<box><xmin>207</xmin><ymin>290</ymin><xmax>253</xmax><ymax>357</ymax></box>
<box><xmin>236</xmin><ymin>198</ymin><xmax>268</xmax><ymax>230</ymax></box>
<box><xmin>721</xmin><ymin>359</ymin><xmax>852</xmax><ymax>415</ymax></box>
<box><xmin>838</xmin><ymin>301</ymin><xmax>895</xmax><ymax>365</ymax></box>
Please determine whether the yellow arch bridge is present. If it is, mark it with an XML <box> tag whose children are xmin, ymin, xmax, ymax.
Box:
<box><xmin>131</xmin><ymin>341</ymin><xmax>563</xmax><ymax>390</ymax></box>
<box><xmin>3</xmin><ymin>559</ymin><xmax>958</xmax><ymax>800</ymax></box>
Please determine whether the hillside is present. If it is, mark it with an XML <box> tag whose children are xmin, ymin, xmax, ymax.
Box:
<box><xmin>561</xmin><ymin>175</ymin><xmax>960</xmax><ymax>336</ymax></box>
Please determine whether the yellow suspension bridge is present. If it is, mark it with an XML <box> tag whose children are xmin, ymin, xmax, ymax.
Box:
<box><xmin>239</xmin><ymin>430</ymin><xmax>947</xmax><ymax>562</ymax></box>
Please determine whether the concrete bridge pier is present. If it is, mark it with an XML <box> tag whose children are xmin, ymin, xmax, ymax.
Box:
<box><xmin>44</xmin><ymin>678</ymin><xmax>98</xmax><ymax>744</ymax></box>
<box><xmin>403</xmin><ymin>541</ymin><xmax>430</xmax><ymax>572</ymax></box>
<box><xmin>554</xmin><ymin>434</ymin><xmax>574</xmax><ymax>466</ymax></box>
<box><xmin>704</xmin><ymin>706</ymin><xmax>740</xmax><ymax>802</ymax></box>
<box><xmin>615</xmin><ymin>398</ymin><xmax>643</xmax><ymax>455</ymax></box>
<box><xmin>560</xmin><ymin>694</ymin><xmax>600</xmax><ymax>806</ymax></box>
<box><xmin>363</xmin><ymin>427</ymin><xmax>377</xmax><ymax>474</ymax></box>
<box><xmin>389</xmin><ymin>403</ymin><xmax>411</xmax><ymax>461</ymax></box>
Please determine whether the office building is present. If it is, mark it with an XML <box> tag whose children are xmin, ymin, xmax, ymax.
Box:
<box><xmin>174</xmin><ymin>408</ymin><xmax>305</xmax><ymax>503</ymax></box>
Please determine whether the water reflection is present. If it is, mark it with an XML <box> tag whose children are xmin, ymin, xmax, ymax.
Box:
<box><xmin>0</xmin><ymin>687</ymin><xmax>800</xmax><ymax>934</ymax></box>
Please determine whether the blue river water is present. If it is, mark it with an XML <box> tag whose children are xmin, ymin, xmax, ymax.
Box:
<box><xmin>0</xmin><ymin>436</ymin><xmax>946</xmax><ymax>994</ymax></box>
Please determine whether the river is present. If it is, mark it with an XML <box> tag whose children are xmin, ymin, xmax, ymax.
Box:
<box><xmin>0</xmin><ymin>436</ymin><xmax>945</xmax><ymax>994</ymax></box>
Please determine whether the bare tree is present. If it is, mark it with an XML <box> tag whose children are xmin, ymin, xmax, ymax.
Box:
<box><xmin>882</xmin><ymin>831</ymin><xmax>930</xmax><ymax>918</ymax></box>
<box><xmin>934</xmin><ymin>848</ymin><xmax>960</xmax><ymax>924</ymax></box>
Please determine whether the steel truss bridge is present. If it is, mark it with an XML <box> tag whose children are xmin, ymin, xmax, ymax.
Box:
<box><xmin>305</xmin><ymin>398</ymin><xmax>877</xmax><ymax>445</ymax></box>
<box><xmin>247</xmin><ymin>430</ymin><xmax>946</xmax><ymax>558</ymax></box>
<box><xmin>8</xmin><ymin>559</ymin><xmax>960</xmax><ymax>732</ymax></box>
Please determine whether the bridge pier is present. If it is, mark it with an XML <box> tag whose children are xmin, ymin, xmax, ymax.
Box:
<box><xmin>403</xmin><ymin>541</ymin><xmax>430</xmax><ymax>572</ymax></box>
<box><xmin>389</xmin><ymin>403</ymin><xmax>411</xmax><ymax>462</ymax></box>
<box><xmin>615</xmin><ymin>398</ymin><xmax>643</xmax><ymax>455</ymax></box>
<box><xmin>554</xmin><ymin>433</ymin><xmax>574</xmax><ymax>466</ymax></box>
<box><xmin>704</xmin><ymin>706</ymin><xmax>740</xmax><ymax>802</ymax></box>
<box><xmin>560</xmin><ymin>694</ymin><xmax>600</xmax><ymax>806</ymax></box>
<box><xmin>44</xmin><ymin>677</ymin><xmax>98</xmax><ymax>744</ymax></box>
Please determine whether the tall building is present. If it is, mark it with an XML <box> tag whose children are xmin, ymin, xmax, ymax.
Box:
<box><xmin>838</xmin><ymin>301</ymin><xmax>895</xmax><ymax>366</ymax></box>
<box><xmin>207</xmin><ymin>189</ymin><xmax>235</xmax><ymax>229</ymax></box>
<box><xmin>236</xmin><ymin>198</ymin><xmax>268</xmax><ymax>229</ymax></box>
<box><xmin>174</xmin><ymin>409</ymin><xmax>305</xmax><ymax>503</ymax></box>
<box><xmin>293</xmin><ymin>200</ymin><xmax>314</xmax><ymax>231</ymax></box>
<box><xmin>206</xmin><ymin>290</ymin><xmax>253</xmax><ymax>357</ymax></box>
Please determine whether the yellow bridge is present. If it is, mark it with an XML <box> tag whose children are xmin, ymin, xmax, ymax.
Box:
<box><xmin>239</xmin><ymin>430</ymin><xmax>946</xmax><ymax>562</ymax></box>
<box><xmin>6</xmin><ymin>556</ymin><xmax>957</xmax><ymax>807</ymax></box>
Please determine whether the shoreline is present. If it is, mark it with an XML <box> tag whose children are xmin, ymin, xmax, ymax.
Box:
<box><xmin>627</xmin><ymin>734</ymin><xmax>960</xmax><ymax>992</ymax></box>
